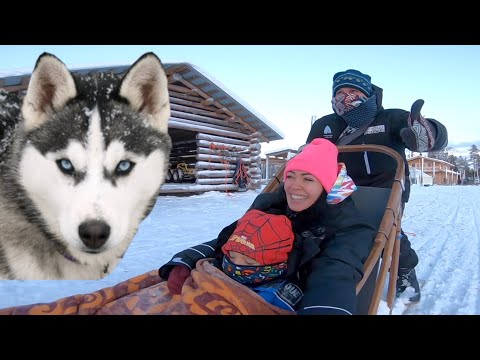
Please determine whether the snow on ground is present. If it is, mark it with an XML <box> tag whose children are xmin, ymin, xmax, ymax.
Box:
<box><xmin>1</xmin><ymin>185</ymin><xmax>479</xmax><ymax>315</ymax></box>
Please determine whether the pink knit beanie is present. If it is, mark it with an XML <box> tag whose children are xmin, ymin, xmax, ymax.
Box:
<box><xmin>284</xmin><ymin>138</ymin><xmax>339</xmax><ymax>193</ymax></box>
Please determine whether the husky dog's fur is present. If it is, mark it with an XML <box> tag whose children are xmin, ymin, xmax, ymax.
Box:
<box><xmin>0</xmin><ymin>52</ymin><xmax>172</xmax><ymax>279</ymax></box>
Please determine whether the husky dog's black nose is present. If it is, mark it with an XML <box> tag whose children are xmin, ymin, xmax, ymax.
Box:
<box><xmin>78</xmin><ymin>220</ymin><xmax>111</xmax><ymax>250</ymax></box>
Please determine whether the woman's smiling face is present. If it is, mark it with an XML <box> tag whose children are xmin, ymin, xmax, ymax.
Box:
<box><xmin>284</xmin><ymin>170</ymin><xmax>324</xmax><ymax>212</ymax></box>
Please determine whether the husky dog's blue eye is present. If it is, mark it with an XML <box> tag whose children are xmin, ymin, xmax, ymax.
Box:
<box><xmin>56</xmin><ymin>159</ymin><xmax>75</xmax><ymax>175</ymax></box>
<box><xmin>115</xmin><ymin>160</ymin><xmax>135</xmax><ymax>176</ymax></box>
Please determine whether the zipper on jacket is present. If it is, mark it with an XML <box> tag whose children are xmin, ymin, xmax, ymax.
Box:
<box><xmin>363</xmin><ymin>151</ymin><xmax>371</xmax><ymax>174</ymax></box>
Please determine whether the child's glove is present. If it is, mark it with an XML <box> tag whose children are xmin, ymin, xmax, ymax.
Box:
<box><xmin>167</xmin><ymin>265</ymin><xmax>191</xmax><ymax>295</ymax></box>
<box><xmin>400</xmin><ymin>99</ymin><xmax>435</xmax><ymax>152</ymax></box>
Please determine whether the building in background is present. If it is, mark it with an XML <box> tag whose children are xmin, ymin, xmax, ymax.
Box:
<box><xmin>261</xmin><ymin>148</ymin><xmax>298</xmax><ymax>183</ymax></box>
<box><xmin>407</xmin><ymin>154</ymin><xmax>459</xmax><ymax>185</ymax></box>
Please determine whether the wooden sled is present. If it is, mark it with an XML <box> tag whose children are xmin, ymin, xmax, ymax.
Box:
<box><xmin>264</xmin><ymin>144</ymin><xmax>405</xmax><ymax>315</ymax></box>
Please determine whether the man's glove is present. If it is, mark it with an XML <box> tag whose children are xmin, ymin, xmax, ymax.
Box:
<box><xmin>167</xmin><ymin>265</ymin><xmax>191</xmax><ymax>295</ymax></box>
<box><xmin>400</xmin><ymin>99</ymin><xmax>435</xmax><ymax>152</ymax></box>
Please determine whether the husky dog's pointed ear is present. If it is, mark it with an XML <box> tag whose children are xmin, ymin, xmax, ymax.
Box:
<box><xmin>119</xmin><ymin>52</ymin><xmax>170</xmax><ymax>133</ymax></box>
<box><xmin>21</xmin><ymin>53</ymin><xmax>77</xmax><ymax>130</ymax></box>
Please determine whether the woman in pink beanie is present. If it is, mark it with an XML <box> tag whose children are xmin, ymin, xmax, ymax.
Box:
<box><xmin>284</xmin><ymin>138</ymin><xmax>340</xmax><ymax>212</ymax></box>
<box><xmin>159</xmin><ymin>138</ymin><xmax>376</xmax><ymax>315</ymax></box>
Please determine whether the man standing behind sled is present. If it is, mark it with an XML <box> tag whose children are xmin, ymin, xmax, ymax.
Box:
<box><xmin>306</xmin><ymin>69</ymin><xmax>448</xmax><ymax>303</ymax></box>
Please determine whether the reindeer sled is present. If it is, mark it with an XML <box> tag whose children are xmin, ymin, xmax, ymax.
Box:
<box><xmin>0</xmin><ymin>144</ymin><xmax>404</xmax><ymax>315</ymax></box>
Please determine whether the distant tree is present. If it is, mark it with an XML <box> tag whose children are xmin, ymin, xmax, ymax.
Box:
<box><xmin>457</xmin><ymin>156</ymin><xmax>468</xmax><ymax>169</ymax></box>
<box><xmin>429</xmin><ymin>148</ymin><xmax>449</xmax><ymax>161</ymax></box>
<box><xmin>469</xmin><ymin>145</ymin><xmax>479</xmax><ymax>183</ymax></box>
<box><xmin>447</xmin><ymin>155</ymin><xmax>459</xmax><ymax>171</ymax></box>
<box><xmin>455</xmin><ymin>156</ymin><xmax>469</xmax><ymax>183</ymax></box>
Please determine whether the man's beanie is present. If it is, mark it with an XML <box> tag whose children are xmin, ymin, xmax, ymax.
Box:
<box><xmin>222</xmin><ymin>209</ymin><xmax>294</xmax><ymax>265</ymax></box>
<box><xmin>332</xmin><ymin>69</ymin><xmax>372</xmax><ymax>97</ymax></box>
<box><xmin>284</xmin><ymin>138</ymin><xmax>339</xmax><ymax>193</ymax></box>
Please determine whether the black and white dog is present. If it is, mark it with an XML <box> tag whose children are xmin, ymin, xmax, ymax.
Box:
<box><xmin>0</xmin><ymin>52</ymin><xmax>172</xmax><ymax>279</ymax></box>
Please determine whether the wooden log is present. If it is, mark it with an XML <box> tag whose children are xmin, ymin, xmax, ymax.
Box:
<box><xmin>168</xmin><ymin>84</ymin><xmax>201</xmax><ymax>95</ymax></box>
<box><xmin>171</xmin><ymin>110</ymin><xmax>238</xmax><ymax>129</ymax></box>
<box><xmin>195</xmin><ymin>161</ymin><xmax>236</xmax><ymax>170</ymax></box>
<box><xmin>170</xmin><ymin>96</ymin><xmax>218</xmax><ymax>111</ymax></box>
<box><xmin>169</xmin><ymin>120</ymin><xmax>251</xmax><ymax>140</ymax></box>
<box><xmin>170</xmin><ymin>102</ymin><xmax>227</xmax><ymax>120</ymax></box>
<box><xmin>171</xmin><ymin>73</ymin><xmax>183</xmax><ymax>81</ymax></box>
<box><xmin>196</xmin><ymin>178</ymin><xmax>234</xmax><ymax>185</ymax></box>
<box><xmin>196</xmin><ymin>133</ymin><xmax>250</xmax><ymax>146</ymax></box>
<box><xmin>196</xmin><ymin>154</ymin><xmax>251</xmax><ymax>165</ymax></box>
<box><xmin>169</xmin><ymin>91</ymin><xmax>203</xmax><ymax>103</ymax></box>
<box><xmin>201</xmin><ymin>98</ymin><xmax>215</xmax><ymax>105</ymax></box>
<box><xmin>165</xmin><ymin>66</ymin><xmax>189</xmax><ymax>77</ymax></box>
<box><xmin>250</xmin><ymin>143</ymin><xmax>261</xmax><ymax>151</ymax></box>
<box><xmin>170</xmin><ymin>97</ymin><xmax>232</xmax><ymax>117</ymax></box>
<box><xmin>250</xmin><ymin>132</ymin><xmax>262</xmax><ymax>139</ymax></box>
<box><xmin>217</xmin><ymin>107</ymin><xmax>231</xmax><ymax>115</ymax></box>
<box><xmin>197</xmin><ymin>140</ymin><xmax>249</xmax><ymax>152</ymax></box>
<box><xmin>197</xmin><ymin>147</ymin><xmax>250</xmax><ymax>158</ymax></box>
<box><xmin>195</xmin><ymin>170</ymin><xmax>235</xmax><ymax>178</ymax></box>
<box><xmin>169</xmin><ymin>117</ymin><xmax>242</xmax><ymax>133</ymax></box>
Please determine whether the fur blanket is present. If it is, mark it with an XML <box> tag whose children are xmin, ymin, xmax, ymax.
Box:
<box><xmin>0</xmin><ymin>259</ymin><xmax>293</xmax><ymax>315</ymax></box>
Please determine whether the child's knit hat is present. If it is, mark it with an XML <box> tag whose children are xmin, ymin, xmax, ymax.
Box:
<box><xmin>221</xmin><ymin>209</ymin><xmax>294</xmax><ymax>265</ymax></box>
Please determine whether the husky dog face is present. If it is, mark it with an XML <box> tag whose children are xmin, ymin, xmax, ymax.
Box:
<box><xmin>0</xmin><ymin>52</ymin><xmax>172</xmax><ymax>279</ymax></box>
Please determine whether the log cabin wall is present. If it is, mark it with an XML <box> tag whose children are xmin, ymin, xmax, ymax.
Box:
<box><xmin>160</xmin><ymin>64</ymin><xmax>280</xmax><ymax>194</ymax></box>
<box><xmin>0</xmin><ymin>62</ymin><xmax>284</xmax><ymax>195</ymax></box>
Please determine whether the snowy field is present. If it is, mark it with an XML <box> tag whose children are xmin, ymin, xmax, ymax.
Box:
<box><xmin>1</xmin><ymin>185</ymin><xmax>479</xmax><ymax>315</ymax></box>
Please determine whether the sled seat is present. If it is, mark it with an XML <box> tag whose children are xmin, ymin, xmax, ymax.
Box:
<box><xmin>351</xmin><ymin>186</ymin><xmax>391</xmax><ymax>315</ymax></box>
<box><xmin>262</xmin><ymin>144</ymin><xmax>405</xmax><ymax>315</ymax></box>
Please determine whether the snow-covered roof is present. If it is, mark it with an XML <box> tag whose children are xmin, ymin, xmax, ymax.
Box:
<box><xmin>0</xmin><ymin>63</ymin><xmax>284</xmax><ymax>143</ymax></box>
<box><xmin>264</xmin><ymin>147</ymin><xmax>298</xmax><ymax>157</ymax></box>
<box><xmin>185</xmin><ymin>63</ymin><xmax>284</xmax><ymax>141</ymax></box>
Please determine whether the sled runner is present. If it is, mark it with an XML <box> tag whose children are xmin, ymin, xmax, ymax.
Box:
<box><xmin>0</xmin><ymin>144</ymin><xmax>404</xmax><ymax>315</ymax></box>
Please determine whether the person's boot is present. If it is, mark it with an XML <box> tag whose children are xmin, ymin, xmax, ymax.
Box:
<box><xmin>396</xmin><ymin>268</ymin><xmax>421</xmax><ymax>303</ymax></box>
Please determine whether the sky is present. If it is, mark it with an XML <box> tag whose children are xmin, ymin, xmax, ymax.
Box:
<box><xmin>0</xmin><ymin>184</ymin><xmax>479</xmax><ymax>315</ymax></box>
<box><xmin>0</xmin><ymin>45</ymin><xmax>479</xmax><ymax>157</ymax></box>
